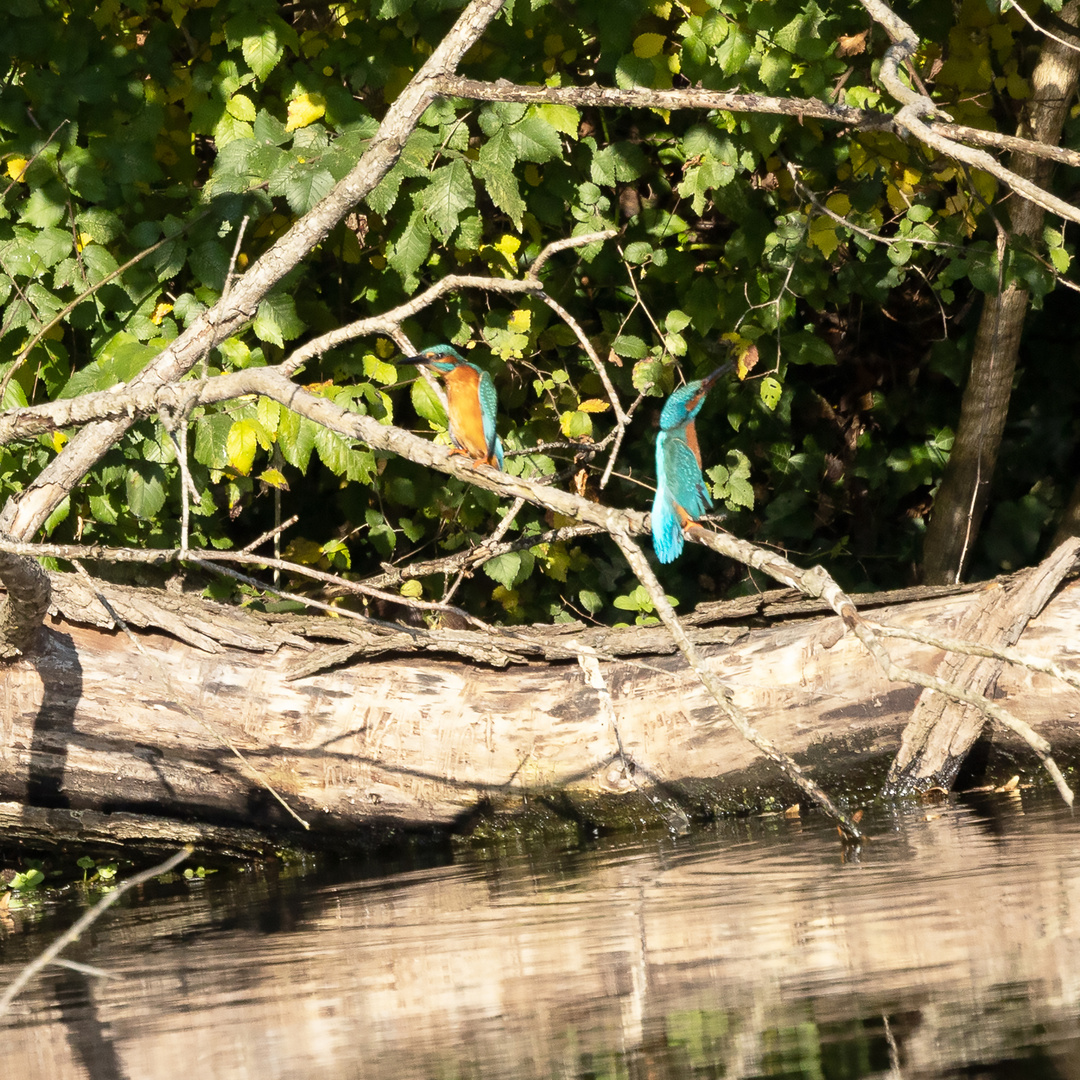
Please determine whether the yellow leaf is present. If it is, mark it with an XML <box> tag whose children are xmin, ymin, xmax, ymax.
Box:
<box><xmin>492</xmin><ymin>584</ymin><xmax>521</xmax><ymax>614</ymax></box>
<box><xmin>52</xmin><ymin>431</ymin><xmax>68</xmax><ymax>453</ymax></box>
<box><xmin>400</xmin><ymin>579</ymin><xmax>423</xmax><ymax>598</ymax></box>
<box><xmin>226</xmin><ymin>419</ymin><xmax>258</xmax><ymax>475</ymax></box>
<box><xmin>75</xmin><ymin>232</ymin><xmax>94</xmax><ymax>252</ymax></box>
<box><xmin>824</xmin><ymin>193</ymin><xmax>851</xmax><ymax>217</ymax></box>
<box><xmin>808</xmin><ymin>214</ymin><xmax>840</xmax><ymax>258</ymax></box>
<box><xmin>285</xmin><ymin>92</ymin><xmax>326</xmax><ymax>133</ymax></box>
<box><xmin>578</xmin><ymin>398</ymin><xmax>611</xmax><ymax>413</ymax></box>
<box><xmin>5</xmin><ymin>157</ymin><xmax>29</xmax><ymax>182</ymax></box>
<box><xmin>633</xmin><ymin>32</ymin><xmax>666</xmax><ymax>59</ymax></box>
<box><xmin>257</xmin><ymin>467</ymin><xmax>289</xmax><ymax>490</ymax></box>
<box><xmin>494</xmin><ymin>234</ymin><xmax>521</xmax><ymax>258</ymax></box>
<box><xmin>284</xmin><ymin>537</ymin><xmax>324</xmax><ymax>566</ymax></box>
<box><xmin>507</xmin><ymin>309</ymin><xmax>531</xmax><ymax>333</ymax></box>
<box><xmin>151</xmin><ymin>301</ymin><xmax>173</xmax><ymax>325</ymax></box>
<box><xmin>363</xmin><ymin>353</ymin><xmax>398</xmax><ymax>384</ymax></box>
<box><xmin>759</xmin><ymin>376</ymin><xmax>782</xmax><ymax>411</ymax></box>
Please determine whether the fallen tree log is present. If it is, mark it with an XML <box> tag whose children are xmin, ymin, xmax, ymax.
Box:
<box><xmin>1</xmin><ymin>565</ymin><xmax>1078</xmax><ymax>855</ymax></box>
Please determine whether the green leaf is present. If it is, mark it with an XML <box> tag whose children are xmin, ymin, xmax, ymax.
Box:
<box><xmin>786</xmin><ymin>332</ymin><xmax>835</xmax><ymax>366</ymax></box>
<box><xmin>21</xmin><ymin>188</ymin><xmax>66</xmax><ymax>229</ymax></box>
<box><xmin>612</xmin><ymin>334</ymin><xmax>647</xmax><ymax>359</ymax></box>
<box><xmin>387</xmin><ymin>208</ymin><xmax>432</xmax><ymax>280</ymax></box>
<box><xmin>59</xmin><ymin>333</ymin><xmax>160</xmax><ymax>399</ymax></box>
<box><xmin>483</xmin><ymin>550</ymin><xmax>534</xmax><ymax>590</ymax></box>
<box><xmin>253</xmin><ymin>292</ymin><xmax>305</xmax><ymax>347</ymax></box>
<box><xmin>194</xmin><ymin>413</ymin><xmax>233</xmax><ymax>469</ymax></box>
<box><xmin>759</xmin><ymin>376</ymin><xmax>783</xmax><ymax>410</ymax></box>
<box><xmin>475</xmin><ymin>129</ymin><xmax>525</xmax><ymax>227</ymax></box>
<box><xmin>421</xmin><ymin>159</ymin><xmax>475</xmax><ymax>240</ymax></box>
<box><xmin>313</xmin><ymin>426</ymin><xmax>352</xmax><ymax>475</ymax></box>
<box><xmin>579</xmin><ymin>589</ymin><xmax>604</xmax><ymax>614</ymax></box>
<box><xmin>508</xmin><ymin>111</ymin><xmax>563</xmax><ymax>163</ymax></box>
<box><xmin>126</xmin><ymin>463</ymin><xmax>167</xmax><ymax>520</ymax></box>
<box><xmin>411</xmin><ymin>375</ymin><xmax>447</xmax><ymax>427</ymax></box>
<box><xmin>282</xmin><ymin>166</ymin><xmax>335</xmax><ymax>215</ymax></box>
<box><xmin>278</xmin><ymin>409</ymin><xmax>317</xmax><ymax>471</ymax></box>
<box><xmin>242</xmin><ymin>25</ymin><xmax>285</xmax><ymax>82</ymax></box>
<box><xmin>536</xmin><ymin>103</ymin><xmax>580</xmax><ymax>137</ymax></box>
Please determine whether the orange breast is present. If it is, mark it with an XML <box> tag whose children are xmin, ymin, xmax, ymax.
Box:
<box><xmin>684</xmin><ymin>420</ymin><xmax>703</xmax><ymax>467</ymax></box>
<box><xmin>443</xmin><ymin>366</ymin><xmax>489</xmax><ymax>461</ymax></box>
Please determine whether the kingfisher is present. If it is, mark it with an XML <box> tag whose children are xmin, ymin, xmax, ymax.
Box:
<box><xmin>651</xmin><ymin>364</ymin><xmax>731</xmax><ymax>563</ymax></box>
<box><xmin>407</xmin><ymin>344</ymin><xmax>505</xmax><ymax>470</ymax></box>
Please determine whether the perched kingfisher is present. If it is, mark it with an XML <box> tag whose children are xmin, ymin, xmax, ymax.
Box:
<box><xmin>651</xmin><ymin>364</ymin><xmax>731</xmax><ymax>563</ymax></box>
<box><xmin>407</xmin><ymin>344</ymin><xmax>505</xmax><ymax>470</ymax></box>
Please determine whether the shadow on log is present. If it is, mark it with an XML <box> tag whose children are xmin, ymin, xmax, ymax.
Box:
<box><xmin>0</xmin><ymin>557</ymin><xmax>1077</xmax><ymax>856</ymax></box>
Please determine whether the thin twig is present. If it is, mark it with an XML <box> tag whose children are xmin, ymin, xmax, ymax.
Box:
<box><xmin>0</xmin><ymin>846</ymin><xmax>190</xmax><ymax>1016</ymax></box>
<box><xmin>1004</xmin><ymin>0</ymin><xmax>1080</xmax><ymax>54</ymax></box>
<box><xmin>610</xmin><ymin>528</ymin><xmax>864</xmax><ymax>841</ymax></box>
<box><xmin>866</xmin><ymin>620</ymin><xmax>1080</xmax><ymax>693</ymax></box>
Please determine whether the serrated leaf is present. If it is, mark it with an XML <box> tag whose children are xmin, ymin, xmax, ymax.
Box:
<box><xmin>483</xmin><ymin>550</ymin><xmax>534</xmax><ymax>590</ymax></box>
<box><xmin>579</xmin><ymin>589</ymin><xmax>603</xmax><ymax>614</ymax></box>
<box><xmin>560</xmin><ymin>410</ymin><xmax>593</xmax><ymax>438</ymax></box>
<box><xmin>536</xmin><ymin>103</ymin><xmax>580</xmax><ymax>137</ymax></box>
<box><xmin>286</xmin><ymin>92</ymin><xmax>326</xmax><ymax>132</ymax></box>
<box><xmin>612</xmin><ymin>334</ymin><xmax>647</xmax><ymax>359</ymax></box>
<box><xmin>257</xmin><ymin>467</ymin><xmax>289</xmax><ymax>489</ymax></box>
<box><xmin>633</xmin><ymin>357</ymin><xmax>669</xmax><ymax>395</ymax></box>
<box><xmin>411</xmin><ymin>373</ymin><xmax>447</xmax><ymax>427</ymax></box>
<box><xmin>59</xmin><ymin>333</ymin><xmax>159</xmax><ymax>399</ymax></box>
<box><xmin>278</xmin><ymin>409</ymin><xmax>317</xmax><ymax>471</ymax></box>
<box><xmin>508</xmin><ymin>111</ymin><xmax>563</xmax><ymax>163</ymax></box>
<box><xmin>363</xmin><ymin>354</ymin><xmax>398</xmax><ymax>384</ymax></box>
<box><xmin>253</xmin><ymin>292</ymin><xmax>305</xmax><ymax>347</ymax></box>
<box><xmin>387</xmin><ymin>208</ymin><xmax>431</xmax><ymax>279</ymax></box>
<box><xmin>313</xmin><ymin>425</ymin><xmax>351</xmax><ymax>475</ymax></box>
<box><xmin>21</xmin><ymin>189</ymin><xmax>66</xmax><ymax>229</ymax></box>
<box><xmin>243</xmin><ymin>28</ymin><xmax>284</xmax><ymax>82</ymax></box>
<box><xmin>578</xmin><ymin>398</ymin><xmax>611</xmax><ymax>413</ymax></box>
<box><xmin>226</xmin><ymin>419</ymin><xmax>259</xmax><ymax>474</ymax></box>
<box><xmin>476</xmin><ymin>129</ymin><xmax>525</xmax><ymax>227</ymax></box>
<box><xmin>194</xmin><ymin>413</ymin><xmax>233</xmax><ymax>469</ymax></box>
<box><xmin>283</xmin><ymin>166</ymin><xmax>334</xmax><ymax>215</ymax></box>
<box><xmin>421</xmin><ymin>159</ymin><xmax>474</xmax><ymax>240</ymax></box>
<box><xmin>126</xmin><ymin>463</ymin><xmax>167</xmax><ymax>520</ymax></box>
<box><xmin>227</xmin><ymin>93</ymin><xmax>256</xmax><ymax>122</ymax></box>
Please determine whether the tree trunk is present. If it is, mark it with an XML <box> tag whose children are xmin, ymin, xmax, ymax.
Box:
<box><xmin>921</xmin><ymin>0</ymin><xmax>1080</xmax><ymax>583</ymax></box>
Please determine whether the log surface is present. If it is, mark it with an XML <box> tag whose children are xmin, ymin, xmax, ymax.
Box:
<box><xmin>1</xmin><ymin>577</ymin><xmax>1079</xmax><ymax>852</ymax></box>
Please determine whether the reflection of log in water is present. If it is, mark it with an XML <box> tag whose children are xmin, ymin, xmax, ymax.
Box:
<box><xmin>0</xmin><ymin>575</ymin><xmax>1078</xmax><ymax>852</ymax></box>
<box><xmin>2</xmin><ymin>798</ymin><xmax>1079</xmax><ymax>1077</ymax></box>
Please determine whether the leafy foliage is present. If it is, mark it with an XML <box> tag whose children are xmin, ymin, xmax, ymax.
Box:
<box><xmin>1</xmin><ymin>0</ymin><xmax>1078</xmax><ymax>625</ymax></box>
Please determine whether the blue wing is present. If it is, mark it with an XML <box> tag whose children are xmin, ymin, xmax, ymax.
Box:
<box><xmin>663</xmin><ymin>431</ymin><xmax>711</xmax><ymax>517</ymax></box>
<box><xmin>477</xmin><ymin>370</ymin><xmax>503</xmax><ymax>469</ymax></box>
<box><xmin>652</xmin><ymin>429</ymin><xmax>711</xmax><ymax>563</ymax></box>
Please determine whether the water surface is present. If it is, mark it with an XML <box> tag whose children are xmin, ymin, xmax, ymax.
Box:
<box><xmin>3</xmin><ymin>790</ymin><xmax>1080</xmax><ymax>1079</ymax></box>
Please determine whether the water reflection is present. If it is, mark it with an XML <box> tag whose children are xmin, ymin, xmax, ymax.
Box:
<box><xmin>3</xmin><ymin>792</ymin><xmax>1080</xmax><ymax>1079</ymax></box>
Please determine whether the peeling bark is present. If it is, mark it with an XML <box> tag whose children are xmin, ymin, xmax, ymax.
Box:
<box><xmin>1</xmin><ymin>572</ymin><xmax>1078</xmax><ymax>854</ymax></box>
